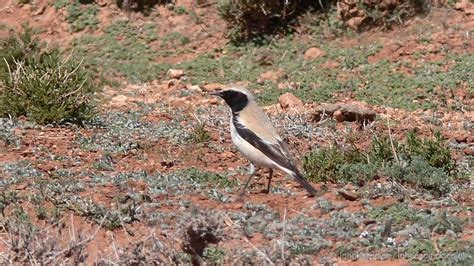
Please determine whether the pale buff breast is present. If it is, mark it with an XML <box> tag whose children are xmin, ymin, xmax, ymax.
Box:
<box><xmin>229</xmin><ymin>115</ymin><xmax>277</xmax><ymax>169</ymax></box>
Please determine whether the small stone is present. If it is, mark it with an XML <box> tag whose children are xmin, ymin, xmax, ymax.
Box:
<box><xmin>162</xmin><ymin>79</ymin><xmax>179</xmax><ymax>90</ymax></box>
<box><xmin>33</xmin><ymin>5</ymin><xmax>46</xmax><ymax>16</ymax></box>
<box><xmin>363</xmin><ymin>219</ymin><xmax>376</xmax><ymax>225</ymax></box>
<box><xmin>445</xmin><ymin>229</ymin><xmax>456</xmax><ymax>239</ymax></box>
<box><xmin>97</xmin><ymin>0</ymin><xmax>108</xmax><ymax>7</ymax></box>
<box><xmin>14</xmin><ymin>128</ymin><xmax>23</xmax><ymax>135</ymax></box>
<box><xmin>161</xmin><ymin>161</ymin><xmax>174</xmax><ymax>168</ymax></box>
<box><xmin>210</xmin><ymin>132</ymin><xmax>220</xmax><ymax>141</ymax></box>
<box><xmin>37</xmin><ymin>163</ymin><xmax>57</xmax><ymax>172</ymax></box>
<box><xmin>467</xmin><ymin>136</ymin><xmax>474</xmax><ymax>143</ymax></box>
<box><xmin>454</xmin><ymin>0</ymin><xmax>472</xmax><ymax>11</ymax></box>
<box><xmin>338</xmin><ymin>189</ymin><xmax>360</xmax><ymax>201</ymax></box>
<box><xmin>313</xmin><ymin>103</ymin><xmax>376</xmax><ymax>123</ymax></box>
<box><xmin>111</xmin><ymin>95</ymin><xmax>128</xmax><ymax>106</ymax></box>
<box><xmin>259</xmin><ymin>68</ymin><xmax>286</xmax><ymax>82</ymax></box>
<box><xmin>463</xmin><ymin>148</ymin><xmax>474</xmax><ymax>156</ymax></box>
<box><xmin>465</xmin><ymin>8</ymin><xmax>474</xmax><ymax>15</ymax></box>
<box><xmin>336</xmin><ymin>1</ymin><xmax>350</xmax><ymax>16</ymax></box>
<box><xmin>333</xmin><ymin>110</ymin><xmax>345</xmax><ymax>122</ymax></box>
<box><xmin>208</xmin><ymin>98</ymin><xmax>218</xmax><ymax>105</ymax></box>
<box><xmin>454</xmin><ymin>134</ymin><xmax>467</xmax><ymax>143</ymax></box>
<box><xmin>277</xmin><ymin>82</ymin><xmax>300</xmax><ymax>90</ymax></box>
<box><xmin>21</xmin><ymin>3</ymin><xmax>32</xmax><ymax>11</ymax></box>
<box><xmin>346</xmin><ymin>16</ymin><xmax>366</xmax><ymax>30</ymax></box>
<box><xmin>167</xmin><ymin>69</ymin><xmax>185</xmax><ymax>79</ymax></box>
<box><xmin>279</xmin><ymin>93</ymin><xmax>303</xmax><ymax>110</ymax></box>
<box><xmin>304</xmin><ymin>47</ymin><xmax>325</xmax><ymax>61</ymax></box>
<box><xmin>201</xmin><ymin>83</ymin><xmax>223</xmax><ymax>92</ymax></box>
<box><xmin>126</xmin><ymin>179</ymin><xmax>147</xmax><ymax>191</ymax></box>
<box><xmin>144</xmin><ymin>97</ymin><xmax>158</xmax><ymax>104</ymax></box>
<box><xmin>188</xmin><ymin>85</ymin><xmax>202</xmax><ymax>93</ymax></box>
<box><xmin>14</xmin><ymin>183</ymin><xmax>29</xmax><ymax>190</ymax></box>
<box><xmin>112</xmin><ymin>95</ymin><xmax>127</xmax><ymax>102</ymax></box>
<box><xmin>165</xmin><ymin>3</ymin><xmax>175</xmax><ymax>10</ymax></box>
<box><xmin>349</xmin><ymin>7</ymin><xmax>359</xmax><ymax>16</ymax></box>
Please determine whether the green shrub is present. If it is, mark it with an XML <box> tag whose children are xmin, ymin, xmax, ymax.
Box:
<box><xmin>0</xmin><ymin>25</ymin><xmax>42</xmax><ymax>81</ymax></box>
<box><xmin>174</xmin><ymin>5</ymin><xmax>187</xmax><ymax>15</ymax></box>
<box><xmin>161</xmin><ymin>32</ymin><xmax>190</xmax><ymax>47</ymax></box>
<box><xmin>339</xmin><ymin>163</ymin><xmax>379</xmax><ymax>186</ymax></box>
<box><xmin>303</xmin><ymin>145</ymin><xmax>365</xmax><ymax>182</ymax></box>
<box><xmin>336</xmin><ymin>0</ymin><xmax>431</xmax><ymax>31</ymax></box>
<box><xmin>404</xmin><ymin>130</ymin><xmax>456</xmax><ymax>174</ymax></box>
<box><xmin>303</xmin><ymin>147</ymin><xmax>343</xmax><ymax>182</ymax></box>
<box><xmin>384</xmin><ymin>157</ymin><xmax>451</xmax><ymax>195</ymax></box>
<box><xmin>0</xmin><ymin>50</ymin><xmax>96</xmax><ymax>124</ymax></box>
<box><xmin>405</xmin><ymin>239</ymin><xmax>436</xmax><ymax>260</ymax></box>
<box><xmin>219</xmin><ymin>0</ymin><xmax>433</xmax><ymax>43</ymax></box>
<box><xmin>218</xmin><ymin>0</ymin><xmax>323</xmax><ymax>43</ymax></box>
<box><xmin>0</xmin><ymin>28</ymin><xmax>96</xmax><ymax>124</ymax></box>
<box><xmin>202</xmin><ymin>247</ymin><xmax>225</xmax><ymax>263</ymax></box>
<box><xmin>368</xmin><ymin>203</ymin><xmax>425</xmax><ymax>226</ymax></box>
<box><xmin>192</xmin><ymin>122</ymin><xmax>211</xmax><ymax>144</ymax></box>
<box><xmin>54</xmin><ymin>1</ymin><xmax>99</xmax><ymax>32</ymax></box>
<box><xmin>116</xmin><ymin>0</ymin><xmax>170</xmax><ymax>14</ymax></box>
<box><xmin>54</xmin><ymin>0</ymin><xmax>69</xmax><ymax>10</ymax></box>
<box><xmin>66</xmin><ymin>1</ymin><xmax>99</xmax><ymax>32</ymax></box>
<box><xmin>73</xmin><ymin>21</ymin><xmax>171</xmax><ymax>84</ymax></box>
<box><xmin>368</xmin><ymin>136</ymin><xmax>396</xmax><ymax>165</ymax></box>
<box><xmin>303</xmin><ymin>131</ymin><xmax>458</xmax><ymax>195</ymax></box>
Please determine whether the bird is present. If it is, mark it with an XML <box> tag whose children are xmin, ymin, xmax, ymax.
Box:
<box><xmin>211</xmin><ymin>85</ymin><xmax>317</xmax><ymax>196</ymax></box>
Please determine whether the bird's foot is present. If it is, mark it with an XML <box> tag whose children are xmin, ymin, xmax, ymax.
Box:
<box><xmin>236</xmin><ymin>190</ymin><xmax>249</xmax><ymax>202</ymax></box>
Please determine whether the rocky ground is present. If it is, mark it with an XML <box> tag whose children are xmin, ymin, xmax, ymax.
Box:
<box><xmin>0</xmin><ymin>0</ymin><xmax>472</xmax><ymax>264</ymax></box>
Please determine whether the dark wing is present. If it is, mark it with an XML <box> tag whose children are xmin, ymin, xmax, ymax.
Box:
<box><xmin>233</xmin><ymin>117</ymin><xmax>299</xmax><ymax>174</ymax></box>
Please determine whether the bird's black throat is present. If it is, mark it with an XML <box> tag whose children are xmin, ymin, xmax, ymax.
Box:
<box><xmin>218</xmin><ymin>90</ymin><xmax>249</xmax><ymax>113</ymax></box>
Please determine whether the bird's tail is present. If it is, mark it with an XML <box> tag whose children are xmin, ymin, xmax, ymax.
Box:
<box><xmin>290</xmin><ymin>170</ymin><xmax>318</xmax><ymax>196</ymax></box>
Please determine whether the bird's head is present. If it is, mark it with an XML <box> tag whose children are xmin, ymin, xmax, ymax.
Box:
<box><xmin>210</xmin><ymin>86</ymin><xmax>254</xmax><ymax>113</ymax></box>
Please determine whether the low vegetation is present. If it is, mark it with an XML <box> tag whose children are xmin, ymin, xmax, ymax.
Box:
<box><xmin>0</xmin><ymin>25</ymin><xmax>41</xmax><ymax>81</ymax></box>
<box><xmin>116</xmin><ymin>0</ymin><xmax>171</xmax><ymax>14</ymax></box>
<box><xmin>218</xmin><ymin>0</ymin><xmax>434</xmax><ymax>43</ymax></box>
<box><xmin>54</xmin><ymin>0</ymin><xmax>100</xmax><ymax>32</ymax></box>
<box><xmin>303</xmin><ymin>130</ymin><xmax>459</xmax><ymax>196</ymax></box>
<box><xmin>0</xmin><ymin>1</ymin><xmax>471</xmax><ymax>264</ymax></box>
<box><xmin>72</xmin><ymin>20</ymin><xmax>170</xmax><ymax>84</ymax></box>
<box><xmin>0</xmin><ymin>26</ymin><xmax>96</xmax><ymax>124</ymax></box>
<box><xmin>65</xmin><ymin>1</ymin><xmax>99</xmax><ymax>32</ymax></box>
<box><xmin>175</xmin><ymin>40</ymin><xmax>472</xmax><ymax>110</ymax></box>
<box><xmin>63</xmin><ymin>3</ymin><xmax>471</xmax><ymax>111</ymax></box>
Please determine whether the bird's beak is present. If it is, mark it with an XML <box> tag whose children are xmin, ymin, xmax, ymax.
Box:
<box><xmin>209</xmin><ymin>91</ymin><xmax>223</xmax><ymax>97</ymax></box>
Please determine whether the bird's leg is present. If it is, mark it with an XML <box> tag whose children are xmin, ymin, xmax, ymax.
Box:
<box><xmin>239</xmin><ymin>163</ymin><xmax>256</xmax><ymax>196</ymax></box>
<box><xmin>266</xmin><ymin>168</ymin><xmax>273</xmax><ymax>194</ymax></box>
